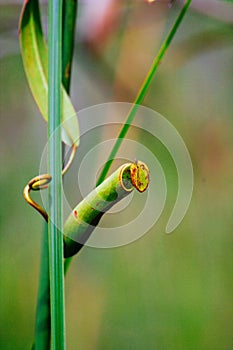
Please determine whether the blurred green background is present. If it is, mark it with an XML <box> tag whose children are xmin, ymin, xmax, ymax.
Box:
<box><xmin>0</xmin><ymin>0</ymin><xmax>232</xmax><ymax>349</ymax></box>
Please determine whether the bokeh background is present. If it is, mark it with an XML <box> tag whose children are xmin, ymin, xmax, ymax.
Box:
<box><xmin>0</xmin><ymin>0</ymin><xmax>232</xmax><ymax>349</ymax></box>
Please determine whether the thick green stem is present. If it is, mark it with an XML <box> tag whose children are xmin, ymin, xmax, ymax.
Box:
<box><xmin>63</xmin><ymin>161</ymin><xmax>149</xmax><ymax>258</ymax></box>
<box><xmin>48</xmin><ymin>0</ymin><xmax>66</xmax><ymax>348</ymax></box>
<box><xmin>96</xmin><ymin>0</ymin><xmax>193</xmax><ymax>186</ymax></box>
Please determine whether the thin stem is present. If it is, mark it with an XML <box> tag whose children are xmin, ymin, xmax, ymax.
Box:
<box><xmin>96</xmin><ymin>0</ymin><xmax>192</xmax><ymax>186</ymax></box>
<box><xmin>31</xmin><ymin>2</ymin><xmax>78</xmax><ymax>346</ymax></box>
<box><xmin>62</xmin><ymin>0</ymin><xmax>78</xmax><ymax>92</ymax></box>
<box><xmin>48</xmin><ymin>0</ymin><xmax>66</xmax><ymax>348</ymax></box>
<box><xmin>61</xmin><ymin>0</ymin><xmax>78</xmax><ymax>274</ymax></box>
<box><xmin>33</xmin><ymin>223</ymin><xmax>51</xmax><ymax>349</ymax></box>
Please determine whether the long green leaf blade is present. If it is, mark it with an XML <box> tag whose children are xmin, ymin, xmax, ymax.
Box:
<box><xmin>48</xmin><ymin>0</ymin><xmax>66</xmax><ymax>348</ymax></box>
<box><xmin>96</xmin><ymin>0</ymin><xmax>193</xmax><ymax>185</ymax></box>
<box><xmin>19</xmin><ymin>0</ymin><xmax>79</xmax><ymax>147</ymax></box>
<box><xmin>33</xmin><ymin>222</ymin><xmax>50</xmax><ymax>350</ymax></box>
<box><xmin>62</xmin><ymin>0</ymin><xmax>78</xmax><ymax>92</ymax></box>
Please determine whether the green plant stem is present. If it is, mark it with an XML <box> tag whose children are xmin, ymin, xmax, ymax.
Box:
<box><xmin>63</xmin><ymin>162</ymin><xmax>149</xmax><ymax>258</ymax></box>
<box><xmin>32</xmin><ymin>2</ymin><xmax>78</xmax><ymax>347</ymax></box>
<box><xmin>48</xmin><ymin>0</ymin><xmax>66</xmax><ymax>348</ymax></box>
<box><xmin>96</xmin><ymin>0</ymin><xmax>192</xmax><ymax>186</ymax></box>
<box><xmin>62</xmin><ymin>0</ymin><xmax>78</xmax><ymax>92</ymax></box>
<box><xmin>33</xmin><ymin>223</ymin><xmax>50</xmax><ymax>350</ymax></box>
<box><xmin>61</xmin><ymin>0</ymin><xmax>78</xmax><ymax>272</ymax></box>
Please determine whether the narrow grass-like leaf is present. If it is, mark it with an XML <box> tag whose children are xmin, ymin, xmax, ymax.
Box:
<box><xmin>48</xmin><ymin>0</ymin><xmax>66</xmax><ymax>348</ymax></box>
<box><xmin>32</xmin><ymin>222</ymin><xmax>50</xmax><ymax>350</ymax></box>
<box><xmin>96</xmin><ymin>0</ymin><xmax>193</xmax><ymax>186</ymax></box>
<box><xmin>61</xmin><ymin>0</ymin><xmax>78</xmax><ymax>274</ymax></box>
<box><xmin>19</xmin><ymin>0</ymin><xmax>79</xmax><ymax>147</ymax></box>
<box><xmin>62</xmin><ymin>0</ymin><xmax>78</xmax><ymax>92</ymax></box>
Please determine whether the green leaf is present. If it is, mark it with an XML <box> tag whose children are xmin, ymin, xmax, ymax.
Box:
<box><xmin>33</xmin><ymin>222</ymin><xmax>50</xmax><ymax>350</ymax></box>
<box><xmin>47</xmin><ymin>0</ymin><xmax>66</xmax><ymax>347</ymax></box>
<box><xmin>96</xmin><ymin>0</ymin><xmax>193</xmax><ymax>185</ymax></box>
<box><xmin>19</xmin><ymin>0</ymin><xmax>79</xmax><ymax>147</ymax></box>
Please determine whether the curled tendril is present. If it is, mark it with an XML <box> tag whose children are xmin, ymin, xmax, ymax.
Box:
<box><xmin>23</xmin><ymin>175</ymin><xmax>51</xmax><ymax>222</ymax></box>
<box><xmin>23</xmin><ymin>144</ymin><xmax>77</xmax><ymax>221</ymax></box>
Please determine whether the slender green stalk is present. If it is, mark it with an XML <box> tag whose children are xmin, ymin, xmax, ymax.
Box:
<box><xmin>33</xmin><ymin>223</ymin><xmax>50</xmax><ymax>350</ymax></box>
<box><xmin>48</xmin><ymin>0</ymin><xmax>66</xmax><ymax>348</ymax></box>
<box><xmin>62</xmin><ymin>0</ymin><xmax>78</xmax><ymax>92</ymax></box>
<box><xmin>96</xmin><ymin>0</ymin><xmax>192</xmax><ymax>186</ymax></box>
<box><xmin>32</xmin><ymin>2</ymin><xmax>78</xmax><ymax>347</ymax></box>
<box><xmin>62</xmin><ymin>0</ymin><xmax>78</xmax><ymax>273</ymax></box>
